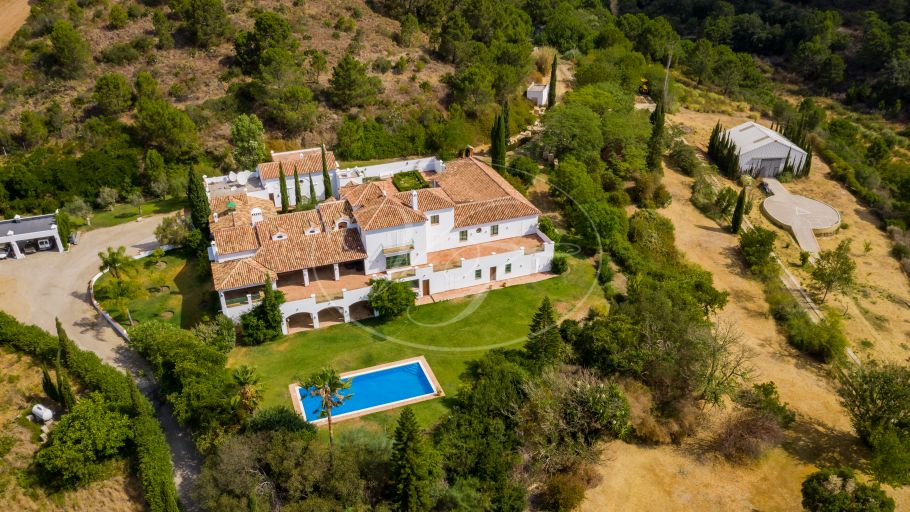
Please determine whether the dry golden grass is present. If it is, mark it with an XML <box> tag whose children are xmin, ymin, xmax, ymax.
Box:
<box><xmin>581</xmin><ymin>107</ymin><xmax>910</xmax><ymax>511</ymax></box>
<box><xmin>0</xmin><ymin>349</ymin><xmax>143</xmax><ymax>511</ymax></box>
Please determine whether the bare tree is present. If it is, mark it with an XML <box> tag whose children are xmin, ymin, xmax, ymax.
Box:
<box><xmin>695</xmin><ymin>320</ymin><xmax>753</xmax><ymax>407</ymax></box>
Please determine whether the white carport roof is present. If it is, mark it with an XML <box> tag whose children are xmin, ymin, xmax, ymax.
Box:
<box><xmin>724</xmin><ymin>122</ymin><xmax>806</xmax><ymax>157</ymax></box>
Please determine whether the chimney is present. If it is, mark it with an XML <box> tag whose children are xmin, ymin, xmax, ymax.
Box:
<box><xmin>210</xmin><ymin>240</ymin><xmax>217</xmax><ymax>257</ymax></box>
<box><xmin>213</xmin><ymin>212</ymin><xmax>219</xmax><ymax>222</ymax></box>
<box><xmin>411</xmin><ymin>189</ymin><xmax>419</xmax><ymax>210</ymax></box>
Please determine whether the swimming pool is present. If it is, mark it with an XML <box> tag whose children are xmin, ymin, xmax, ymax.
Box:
<box><xmin>293</xmin><ymin>357</ymin><xmax>442</xmax><ymax>423</ymax></box>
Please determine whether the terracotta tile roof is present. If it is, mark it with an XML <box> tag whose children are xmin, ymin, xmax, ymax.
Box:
<box><xmin>454</xmin><ymin>197</ymin><xmax>540</xmax><ymax>228</ymax></box>
<box><xmin>211</xmin><ymin>258</ymin><xmax>276</xmax><ymax>291</ymax></box>
<box><xmin>340</xmin><ymin>182</ymin><xmax>387</xmax><ymax>207</ymax></box>
<box><xmin>352</xmin><ymin>197</ymin><xmax>427</xmax><ymax>231</ymax></box>
<box><xmin>254</xmin><ymin>210</ymin><xmax>323</xmax><ymax>241</ymax></box>
<box><xmin>258</xmin><ymin>149</ymin><xmax>336</xmax><ymax>181</ymax></box>
<box><xmin>253</xmin><ymin>228</ymin><xmax>367</xmax><ymax>273</ymax></box>
<box><xmin>213</xmin><ymin>225</ymin><xmax>259</xmax><ymax>254</ymax></box>
<box><xmin>434</xmin><ymin>157</ymin><xmax>535</xmax><ymax>208</ymax></box>
<box><xmin>317</xmin><ymin>200</ymin><xmax>352</xmax><ymax>228</ymax></box>
<box><xmin>391</xmin><ymin>188</ymin><xmax>455</xmax><ymax>212</ymax></box>
<box><xmin>209</xmin><ymin>194</ymin><xmax>277</xmax><ymax>229</ymax></box>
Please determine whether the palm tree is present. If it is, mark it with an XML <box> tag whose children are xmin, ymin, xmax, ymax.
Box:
<box><xmin>98</xmin><ymin>246</ymin><xmax>131</xmax><ymax>279</ymax></box>
<box><xmin>302</xmin><ymin>367</ymin><xmax>352</xmax><ymax>450</ymax></box>
<box><xmin>231</xmin><ymin>365</ymin><xmax>263</xmax><ymax>420</ymax></box>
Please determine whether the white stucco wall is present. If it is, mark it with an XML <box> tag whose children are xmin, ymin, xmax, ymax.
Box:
<box><xmin>362</xmin><ymin>222</ymin><xmax>429</xmax><ymax>274</ymax></box>
<box><xmin>336</xmin><ymin>157</ymin><xmax>444</xmax><ymax>187</ymax></box>
<box><xmin>437</xmin><ymin>216</ymin><xmax>539</xmax><ymax>251</ymax></box>
<box><xmin>262</xmin><ymin>170</ymin><xmax>336</xmax><ymax>207</ymax></box>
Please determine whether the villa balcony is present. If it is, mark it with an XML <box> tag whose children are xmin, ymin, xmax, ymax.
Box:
<box><xmin>426</xmin><ymin>233</ymin><xmax>546</xmax><ymax>269</ymax></box>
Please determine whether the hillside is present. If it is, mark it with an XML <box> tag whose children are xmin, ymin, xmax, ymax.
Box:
<box><xmin>0</xmin><ymin>0</ymin><xmax>453</xmax><ymax>151</ymax></box>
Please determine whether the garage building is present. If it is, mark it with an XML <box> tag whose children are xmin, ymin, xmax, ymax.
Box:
<box><xmin>725</xmin><ymin>121</ymin><xmax>807</xmax><ymax>178</ymax></box>
<box><xmin>0</xmin><ymin>213</ymin><xmax>64</xmax><ymax>259</ymax></box>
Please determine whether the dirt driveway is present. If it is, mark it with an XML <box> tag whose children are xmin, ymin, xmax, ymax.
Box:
<box><xmin>0</xmin><ymin>0</ymin><xmax>29</xmax><ymax>48</ymax></box>
<box><xmin>0</xmin><ymin>215</ymin><xmax>202</xmax><ymax>510</ymax></box>
<box><xmin>0</xmin><ymin>216</ymin><xmax>162</xmax><ymax>365</ymax></box>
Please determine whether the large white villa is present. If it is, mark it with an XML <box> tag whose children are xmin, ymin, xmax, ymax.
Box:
<box><xmin>203</xmin><ymin>148</ymin><xmax>555</xmax><ymax>332</ymax></box>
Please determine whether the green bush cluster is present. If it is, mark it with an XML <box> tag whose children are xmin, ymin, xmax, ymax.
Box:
<box><xmin>0</xmin><ymin>313</ymin><xmax>178</xmax><ymax>512</ymax></box>
<box><xmin>763</xmin><ymin>280</ymin><xmax>847</xmax><ymax>362</ymax></box>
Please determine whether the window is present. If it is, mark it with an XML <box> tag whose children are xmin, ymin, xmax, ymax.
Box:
<box><xmin>474</xmin><ymin>269</ymin><xmax>482</xmax><ymax>279</ymax></box>
<box><xmin>386</xmin><ymin>253</ymin><xmax>411</xmax><ymax>268</ymax></box>
<box><xmin>431</xmin><ymin>214</ymin><xmax>439</xmax><ymax>225</ymax></box>
<box><xmin>491</xmin><ymin>224</ymin><xmax>499</xmax><ymax>236</ymax></box>
<box><xmin>505</xmin><ymin>263</ymin><xmax>512</xmax><ymax>274</ymax></box>
<box><xmin>459</xmin><ymin>230</ymin><xmax>468</xmax><ymax>241</ymax></box>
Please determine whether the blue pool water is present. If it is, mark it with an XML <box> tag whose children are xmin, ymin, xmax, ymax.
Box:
<box><xmin>299</xmin><ymin>361</ymin><xmax>435</xmax><ymax>421</ymax></box>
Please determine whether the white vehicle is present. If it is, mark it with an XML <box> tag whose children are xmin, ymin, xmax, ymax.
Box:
<box><xmin>37</xmin><ymin>238</ymin><xmax>52</xmax><ymax>250</ymax></box>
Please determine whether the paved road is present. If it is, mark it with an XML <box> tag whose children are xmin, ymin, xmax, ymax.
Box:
<box><xmin>0</xmin><ymin>215</ymin><xmax>201</xmax><ymax>510</ymax></box>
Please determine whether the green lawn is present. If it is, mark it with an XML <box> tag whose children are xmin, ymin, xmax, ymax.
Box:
<box><xmin>392</xmin><ymin>170</ymin><xmax>429</xmax><ymax>191</ymax></box>
<box><xmin>96</xmin><ymin>251</ymin><xmax>215</xmax><ymax>329</ymax></box>
<box><xmin>84</xmin><ymin>197</ymin><xmax>185</xmax><ymax>230</ymax></box>
<box><xmin>229</xmin><ymin>256</ymin><xmax>602</xmax><ymax>429</ymax></box>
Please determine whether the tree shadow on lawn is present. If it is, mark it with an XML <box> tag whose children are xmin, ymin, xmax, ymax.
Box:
<box><xmin>174</xmin><ymin>255</ymin><xmax>215</xmax><ymax>329</ymax></box>
<box><xmin>782</xmin><ymin>415</ymin><xmax>871</xmax><ymax>473</ymax></box>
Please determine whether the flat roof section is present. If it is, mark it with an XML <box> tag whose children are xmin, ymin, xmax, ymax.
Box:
<box><xmin>0</xmin><ymin>214</ymin><xmax>57</xmax><ymax>237</ymax></box>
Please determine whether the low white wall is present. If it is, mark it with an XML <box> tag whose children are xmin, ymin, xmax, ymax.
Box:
<box><xmin>336</xmin><ymin>157</ymin><xmax>443</xmax><ymax>187</ymax></box>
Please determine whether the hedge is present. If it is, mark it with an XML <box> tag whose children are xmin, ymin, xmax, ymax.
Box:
<box><xmin>0</xmin><ymin>312</ymin><xmax>179</xmax><ymax>512</ymax></box>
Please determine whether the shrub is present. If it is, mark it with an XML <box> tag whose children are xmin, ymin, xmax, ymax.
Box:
<box><xmin>869</xmin><ymin>427</ymin><xmax>910</xmax><ymax>486</ymax></box>
<box><xmin>372</xmin><ymin>57</ymin><xmax>392</xmax><ymax>73</ymax></box>
<box><xmin>391</xmin><ymin>170</ymin><xmax>429</xmax><ymax>191</ymax></box>
<box><xmin>739</xmin><ymin>381</ymin><xmax>796</xmax><ymax>428</ymax></box>
<box><xmin>551</xmin><ymin>253</ymin><xmax>569</xmax><ymax>274</ymax></box>
<box><xmin>36</xmin><ymin>394</ymin><xmax>132</xmax><ymax>488</ymax></box>
<box><xmin>133</xmin><ymin>415</ymin><xmax>180</xmax><ymax>512</ymax></box>
<box><xmin>785</xmin><ymin>315</ymin><xmax>847</xmax><ymax>362</ymax></box>
<box><xmin>713</xmin><ymin>410</ymin><xmax>784</xmax><ymax>462</ymax></box>
<box><xmin>368</xmin><ymin>278</ymin><xmax>415</xmax><ymax>318</ymax></box>
<box><xmin>249</xmin><ymin>406</ymin><xmax>314</xmax><ymax>433</ymax></box>
<box><xmin>537</xmin><ymin>473</ymin><xmax>586</xmax><ymax>512</ymax></box>
<box><xmin>801</xmin><ymin>468</ymin><xmax>894</xmax><ymax>512</ymax></box>
<box><xmin>596</xmin><ymin>253</ymin><xmax>614</xmax><ymax>285</ymax></box>
<box><xmin>539</xmin><ymin>216</ymin><xmax>560</xmax><ymax>243</ymax></box>
<box><xmin>109</xmin><ymin>5</ymin><xmax>128</xmax><ymax>29</ymax></box>
<box><xmin>739</xmin><ymin>227</ymin><xmax>776</xmax><ymax>270</ymax></box>
<box><xmin>668</xmin><ymin>139</ymin><xmax>702</xmax><ymax>176</ymax></box>
<box><xmin>98</xmin><ymin>41</ymin><xmax>142</xmax><ymax>64</ymax></box>
<box><xmin>239</xmin><ymin>282</ymin><xmax>285</xmax><ymax>345</ymax></box>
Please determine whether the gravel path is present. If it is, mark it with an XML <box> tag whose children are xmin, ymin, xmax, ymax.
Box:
<box><xmin>0</xmin><ymin>215</ymin><xmax>202</xmax><ymax>510</ymax></box>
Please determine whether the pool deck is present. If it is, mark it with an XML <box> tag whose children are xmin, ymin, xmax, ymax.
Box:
<box><xmin>289</xmin><ymin>355</ymin><xmax>444</xmax><ymax>425</ymax></box>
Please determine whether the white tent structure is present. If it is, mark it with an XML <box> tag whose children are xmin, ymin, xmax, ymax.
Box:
<box><xmin>724</xmin><ymin>121</ymin><xmax>807</xmax><ymax>177</ymax></box>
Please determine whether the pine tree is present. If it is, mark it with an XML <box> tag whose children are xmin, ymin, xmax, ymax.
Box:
<box><xmin>547</xmin><ymin>54</ymin><xmax>557</xmax><ymax>108</ymax></box>
<box><xmin>730</xmin><ymin>187</ymin><xmax>746</xmax><ymax>233</ymax></box>
<box><xmin>646</xmin><ymin>100</ymin><xmax>666</xmax><ymax>173</ymax></box>
<box><xmin>321</xmin><ymin>145</ymin><xmax>332</xmax><ymax>200</ymax></box>
<box><xmin>293</xmin><ymin>168</ymin><xmax>302</xmax><ymax>211</ymax></box>
<box><xmin>278</xmin><ymin>163</ymin><xmax>289</xmax><ymax>213</ymax></box>
<box><xmin>524</xmin><ymin>297</ymin><xmax>563</xmax><ymax>367</ymax></box>
<box><xmin>390</xmin><ymin>407</ymin><xmax>434</xmax><ymax>512</ymax></box>
<box><xmin>186</xmin><ymin>167</ymin><xmax>211</xmax><ymax>235</ymax></box>
<box><xmin>708</xmin><ymin>122</ymin><xmax>721</xmax><ymax>157</ymax></box>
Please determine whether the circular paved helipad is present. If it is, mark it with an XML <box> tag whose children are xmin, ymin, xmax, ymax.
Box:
<box><xmin>761</xmin><ymin>186</ymin><xmax>840</xmax><ymax>253</ymax></box>
<box><xmin>763</xmin><ymin>194</ymin><xmax>840</xmax><ymax>231</ymax></box>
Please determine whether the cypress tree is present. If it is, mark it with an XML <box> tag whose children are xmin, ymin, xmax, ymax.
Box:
<box><xmin>502</xmin><ymin>99</ymin><xmax>510</xmax><ymax>142</ymax></box>
<box><xmin>547</xmin><ymin>54</ymin><xmax>557</xmax><ymax>108</ymax></box>
<box><xmin>801</xmin><ymin>147</ymin><xmax>812</xmax><ymax>177</ymax></box>
<box><xmin>42</xmin><ymin>365</ymin><xmax>61</xmax><ymax>403</ymax></box>
<box><xmin>390</xmin><ymin>407</ymin><xmax>434</xmax><ymax>512</ymax></box>
<box><xmin>308</xmin><ymin>173</ymin><xmax>317</xmax><ymax>207</ymax></box>
<box><xmin>321</xmin><ymin>145</ymin><xmax>332</xmax><ymax>200</ymax></box>
<box><xmin>293</xmin><ymin>168</ymin><xmax>302</xmax><ymax>211</ymax></box>
<box><xmin>56</xmin><ymin>318</ymin><xmax>77</xmax><ymax>367</ymax></box>
<box><xmin>646</xmin><ymin>100</ymin><xmax>665</xmax><ymax>173</ymax></box>
<box><xmin>55</xmin><ymin>358</ymin><xmax>76</xmax><ymax>411</ymax></box>
<box><xmin>490</xmin><ymin>114</ymin><xmax>506</xmax><ymax>174</ymax></box>
<box><xmin>278</xmin><ymin>163</ymin><xmax>289</xmax><ymax>213</ymax></box>
<box><xmin>524</xmin><ymin>297</ymin><xmax>563</xmax><ymax>368</ymax></box>
<box><xmin>186</xmin><ymin>167</ymin><xmax>211</xmax><ymax>235</ymax></box>
<box><xmin>730</xmin><ymin>187</ymin><xmax>746</xmax><ymax>233</ymax></box>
